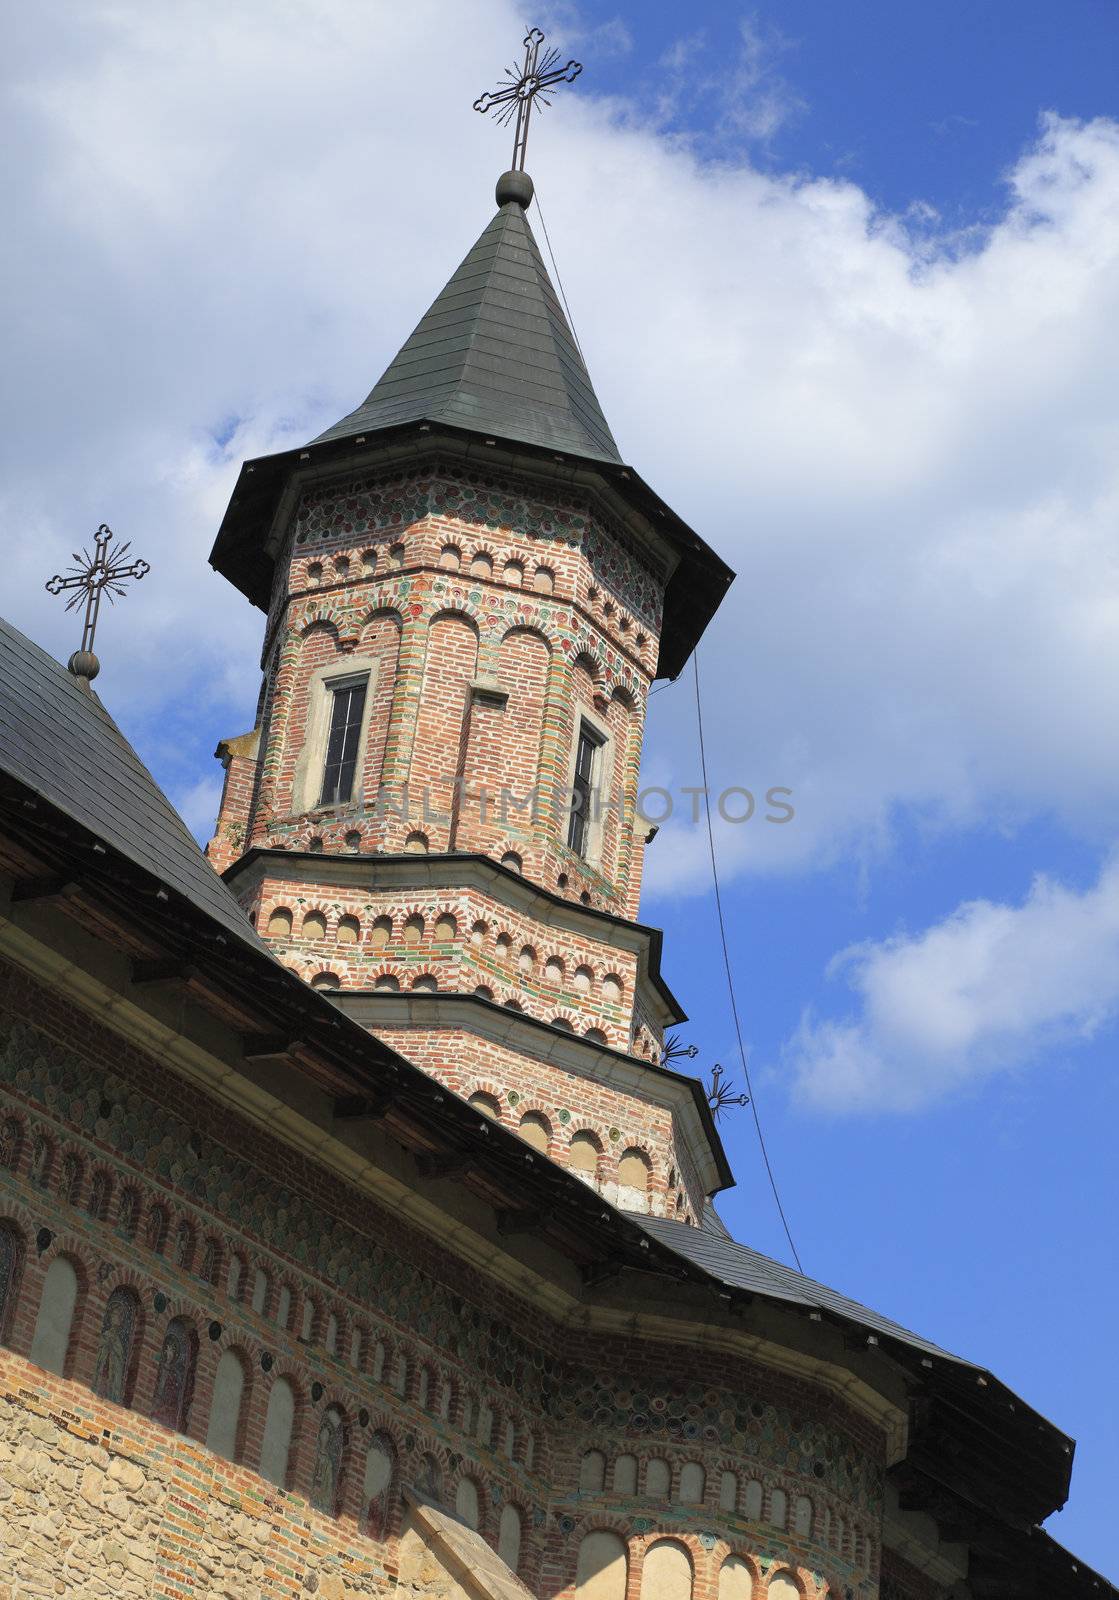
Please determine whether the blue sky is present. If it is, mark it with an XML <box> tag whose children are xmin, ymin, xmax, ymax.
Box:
<box><xmin>3</xmin><ymin>0</ymin><xmax>1117</xmax><ymax>1578</ymax></box>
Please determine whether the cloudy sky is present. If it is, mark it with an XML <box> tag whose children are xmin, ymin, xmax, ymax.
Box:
<box><xmin>4</xmin><ymin>0</ymin><xmax>1118</xmax><ymax>1573</ymax></box>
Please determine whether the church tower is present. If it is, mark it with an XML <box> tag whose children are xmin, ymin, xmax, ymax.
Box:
<box><xmin>207</xmin><ymin>166</ymin><xmax>734</xmax><ymax>1225</ymax></box>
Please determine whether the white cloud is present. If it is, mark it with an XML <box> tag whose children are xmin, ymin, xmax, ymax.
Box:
<box><xmin>2</xmin><ymin>5</ymin><xmax>1119</xmax><ymax>904</ymax></box>
<box><xmin>787</xmin><ymin>856</ymin><xmax>1119</xmax><ymax>1111</ymax></box>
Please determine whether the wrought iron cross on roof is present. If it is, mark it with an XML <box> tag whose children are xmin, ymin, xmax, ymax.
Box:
<box><xmin>46</xmin><ymin>523</ymin><xmax>149</xmax><ymax>681</ymax></box>
<box><xmin>473</xmin><ymin>28</ymin><xmax>582</xmax><ymax>172</ymax></box>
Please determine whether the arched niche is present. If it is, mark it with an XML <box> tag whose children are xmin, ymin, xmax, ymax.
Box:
<box><xmin>641</xmin><ymin>1539</ymin><xmax>693</xmax><ymax>1600</ymax></box>
<box><xmin>260</xmin><ymin>1377</ymin><xmax>295</xmax><ymax>1488</ymax></box>
<box><xmin>576</xmin><ymin>1531</ymin><xmax>627</xmax><ymax>1600</ymax></box>
<box><xmin>30</xmin><ymin>1255</ymin><xmax>79</xmax><ymax>1376</ymax></box>
<box><xmin>719</xmin><ymin>1558</ymin><xmax>753</xmax><ymax>1600</ymax></box>
<box><xmin>455</xmin><ymin>1475</ymin><xmax>481</xmax><ymax>1529</ymax></box>
<box><xmin>498</xmin><ymin>1503</ymin><xmax>522</xmax><ymax>1572</ymax></box>
<box><xmin>206</xmin><ymin>1348</ymin><xmax>247</xmax><ymax>1461</ymax></box>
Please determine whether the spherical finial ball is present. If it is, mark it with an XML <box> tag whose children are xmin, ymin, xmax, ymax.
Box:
<box><xmin>67</xmin><ymin>649</ymin><xmax>101</xmax><ymax>682</ymax></box>
<box><xmin>496</xmin><ymin>170</ymin><xmax>534</xmax><ymax>209</ymax></box>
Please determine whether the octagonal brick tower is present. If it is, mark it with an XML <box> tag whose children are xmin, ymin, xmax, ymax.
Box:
<box><xmin>208</xmin><ymin>169</ymin><xmax>735</xmax><ymax>1225</ymax></box>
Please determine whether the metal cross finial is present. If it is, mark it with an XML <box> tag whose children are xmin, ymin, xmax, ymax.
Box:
<box><xmin>473</xmin><ymin>28</ymin><xmax>582</xmax><ymax>172</ymax></box>
<box><xmin>46</xmin><ymin>524</ymin><xmax>150</xmax><ymax>676</ymax></box>
<box><xmin>705</xmin><ymin>1063</ymin><xmax>751</xmax><ymax>1122</ymax></box>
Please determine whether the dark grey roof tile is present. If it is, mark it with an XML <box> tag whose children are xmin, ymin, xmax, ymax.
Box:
<box><xmin>0</xmin><ymin>617</ymin><xmax>270</xmax><ymax>958</ymax></box>
<box><xmin>312</xmin><ymin>200</ymin><xmax>621</xmax><ymax>465</ymax></box>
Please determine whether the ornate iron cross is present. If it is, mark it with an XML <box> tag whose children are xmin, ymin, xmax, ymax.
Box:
<box><xmin>473</xmin><ymin>28</ymin><xmax>582</xmax><ymax>172</ymax></box>
<box><xmin>46</xmin><ymin>524</ymin><xmax>150</xmax><ymax>658</ymax></box>
<box><xmin>705</xmin><ymin>1062</ymin><xmax>751</xmax><ymax>1121</ymax></box>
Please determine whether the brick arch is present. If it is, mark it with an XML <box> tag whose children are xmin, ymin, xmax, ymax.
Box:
<box><xmin>86</xmin><ymin>1270</ymin><xmax>148</xmax><ymax>1409</ymax></box>
<box><xmin>464</xmin><ymin>1079</ymin><xmax>511</xmax><ymax>1125</ymax></box>
<box><xmin>448</xmin><ymin>1459</ymin><xmax>490</xmax><ymax>1537</ymax></box>
<box><xmin>562</xmin><ymin>1513</ymin><xmax>635</xmax><ymax>1590</ymax></box>
<box><xmin>763</xmin><ymin>1566</ymin><xmax>812</xmax><ymax>1600</ymax></box>
<box><xmin>305</xmin><ymin>1394</ymin><xmax>357</xmax><ymax>1518</ymax></box>
<box><xmin>259</xmin><ymin>1365</ymin><xmax>310</xmax><ymax>1492</ymax></box>
<box><xmin>292</xmin><ymin>607</ymin><xmax>348</xmax><ymax>644</ymax></box>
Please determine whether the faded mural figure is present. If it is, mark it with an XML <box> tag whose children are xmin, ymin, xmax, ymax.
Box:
<box><xmin>29</xmin><ymin>1134</ymin><xmax>50</xmax><ymax>1189</ymax></box>
<box><xmin>364</xmin><ymin>1434</ymin><xmax>395</xmax><ymax>1541</ymax></box>
<box><xmin>310</xmin><ymin>1407</ymin><xmax>345</xmax><ymax>1516</ymax></box>
<box><xmin>87</xmin><ymin>1171</ymin><xmax>111</xmax><ymax>1220</ymax></box>
<box><xmin>92</xmin><ymin>1288</ymin><xmax>136</xmax><ymax>1405</ymax></box>
<box><xmin>151</xmin><ymin>1318</ymin><xmax>194</xmax><ymax>1431</ymax></box>
<box><xmin>116</xmin><ymin>1188</ymin><xmax>138</xmax><ymax>1239</ymax></box>
<box><xmin>0</xmin><ymin>1227</ymin><xmax>21</xmax><ymax>1333</ymax></box>
<box><xmin>173</xmin><ymin>1221</ymin><xmax>193</xmax><ymax>1270</ymax></box>
<box><xmin>0</xmin><ymin>1117</ymin><xmax>21</xmax><ymax>1171</ymax></box>
<box><xmin>417</xmin><ymin>1452</ymin><xmax>442</xmax><ymax>1503</ymax></box>
<box><xmin>199</xmin><ymin>1238</ymin><xmax>219</xmax><ymax>1284</ymax></box>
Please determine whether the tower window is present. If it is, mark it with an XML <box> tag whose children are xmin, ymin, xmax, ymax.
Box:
<box><xmin>319</xmin><ymin>679</ymin><xmax>367</xmax><ymax>806</ymax></box>
<box><xmin>567</xmin><ymin>721</ymin><xmax>602</xmax><ymax>857</ymax></box>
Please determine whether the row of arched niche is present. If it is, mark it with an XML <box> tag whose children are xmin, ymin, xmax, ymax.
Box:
<box><xmin>577</xmin><ymin>1535</ymin><xmax>808</xmax><ymax>1600</ymax></box>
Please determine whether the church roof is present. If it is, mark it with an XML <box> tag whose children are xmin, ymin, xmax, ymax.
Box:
<box><xmin>311</xmin><ymin>177</ymin><xmax>621</xmax><ymax>464</ymax></box>
<box><xmin>0</xmin><ymin>616</ymin><xmax>270</xmax><ymax>956</ymax></box>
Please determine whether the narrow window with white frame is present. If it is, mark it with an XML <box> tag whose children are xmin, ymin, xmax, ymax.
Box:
<box><xmin>319</xmin><ymin>677</ymin><xmax>368</xmax><ymax>806</ymax></box>
<box><xmin>567</xmin><ymin>720</ymin><xmax>603</xmax><ymax>857</ymax></box>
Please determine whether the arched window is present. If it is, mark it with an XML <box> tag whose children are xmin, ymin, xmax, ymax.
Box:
<box><xmin>455</xmin><ymin>1475</ymin><xmax>480</xmax><ymax>1529</ymax></box>
<box><xmin>720</xmin><ymin>1471</ymin><xmax>738</xmax><ymax>1512</ymax></box>
<box><xmin>151</xmin><ymin>1317</ymin><xmax>197</xmax><ymax>1432</ymax></box>
<box><xmin>92</xmin><ymin>1286</ymin><xmax>139</xmax><ymax>1406</ymax></box>
<box><xmin>770</xmin><ymin>1487</ymin><xmax>787</xmax><ymax>1529</ymax></box>
<box><xmin>30</xmin><ymin>1256</ymin><xmax>79</xmax><ymax>1376</ymax></box>
<box><xmin>576</xmin><ymin>1531</ymin><xmax>627</xmax><ymax>1600</ymax></box>
<box><xmin>260</xmin><ymin>1377</ymin><xmax>295</xmax><ymax>1488</ymax></box>
<box><xmin>579</xmin><ymin>1448</ymin><xmax>606</xmax><ymax>1492</ymax></box>
<box><xmin>641</xmin><ymin>1540</ymin><xmax>693</xmax><ymax>1600</ymax></box>
<box><xmin>645</xmin><ymin>1457</ymin><xmax>671</xmax><ymax>1496</ymax></box>
<box><xmin>518</xmin><ymin>1112</ymin><xmax>550</xmax><ymax>1152</ymax></box>
<box><xmin>206</xmin><ymin>1349</ymin><xmax>247</xmax><ymax>1461</ymax></box>
<box><xmin>794</xmin><ymin>1495</ymin><xmax>813</xmax><ymax>1537</ymax></box>
<box><xmin>679</xmin><ymin>1461</ymin><xmax>705</xmax><ymax>1503</ymax></box>
<box><xmin>310</xmin><ymin>1405</ymin><xmax>346</xmax><ymax>1516</ymax></box>
<box><xmin>0</xmin><ymin>1223</ymin><xmax>24</xmax><ymax>1343</ymax></box>
<box><xmin>719</xmin><ymin>1558</ymin><xmax>753</xmax><ymax>1600</ymax></box>
<box><xmin>365</xmin><ymin>1432</ymin><xmax>396</xmax><ymax>1539</ymax></box>
<box><xmin>498</xmin><ymin>1504</ymin><xmax>522</xmax><ymax>1572</ymax></box>
<box><xmin>613</xmin><ymin>1453</ymin><xmax>637</xmax><ymax>1493</ymax></box>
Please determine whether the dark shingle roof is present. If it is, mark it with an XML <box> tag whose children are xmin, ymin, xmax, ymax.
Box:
<box><xmin>638</xmin><ymin>1208</ymin><xmax>964</xmax><ymax>1364</ymax></box>
<box><xmin>0</xmin><ymin>617</ymin><xmax>268</xmax><ymax>955</ymax></box>
<box><xmin>312</xmin><ymin>196</ymin><xmax>621</xmax><ymax>464</ymax></box>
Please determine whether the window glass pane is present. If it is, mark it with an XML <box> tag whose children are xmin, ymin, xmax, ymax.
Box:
<box><xmin>567</xmin><ymin>724</ymin><xmax>599</xmax><ymax>856</ymax></box>
<box><xmin>320</xmin><ymin>681</ymin><xmax>367</xmax><ymax>805</ymax></box>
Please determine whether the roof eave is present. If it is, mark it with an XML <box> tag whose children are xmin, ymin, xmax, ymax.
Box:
<box><xmin>209</xmin><ymin>419</ymin><xmax>735</xmax><ymax>681</ymax></box>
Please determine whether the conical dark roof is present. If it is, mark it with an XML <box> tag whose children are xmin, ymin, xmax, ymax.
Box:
<box><xmin>312</xmin><ymin>182</ymin><xmax>621</xmax><ymax>464</ymax></box>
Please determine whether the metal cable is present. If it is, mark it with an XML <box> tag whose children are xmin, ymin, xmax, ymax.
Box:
<box><xmin>532</xmin><ymin>186</ymin><xmax>588</xmax><ymax>365</ymax></box>
<box><xmin>692</xmin><ymin>647</ymin><xmax>805</xmax><ymax>1273</ymax></box>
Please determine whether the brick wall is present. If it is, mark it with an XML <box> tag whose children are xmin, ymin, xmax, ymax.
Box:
<box><xmin>0</xmin><ymin>957</ymin><xmax>889</xmax><ymax>1600</ymax></box>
